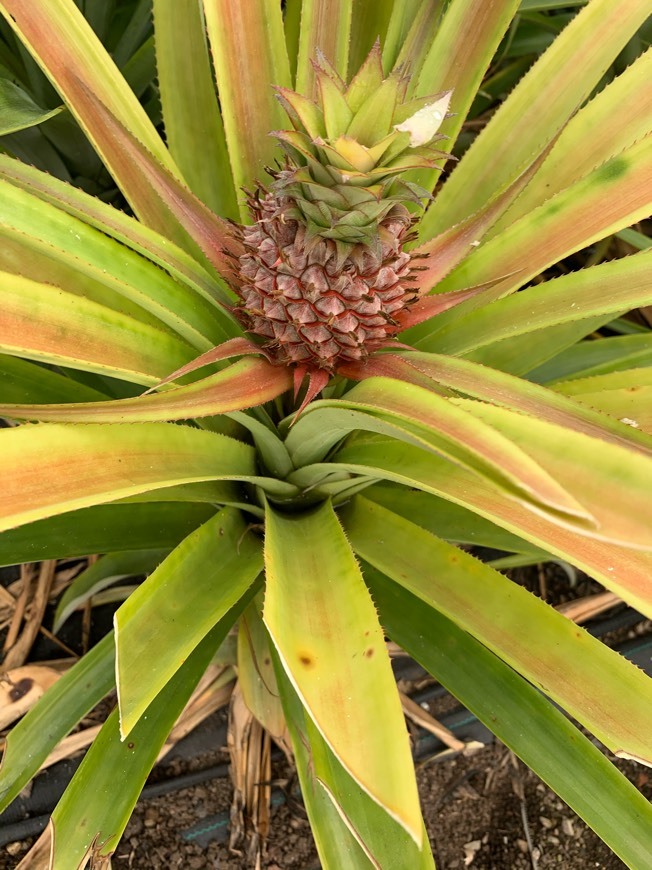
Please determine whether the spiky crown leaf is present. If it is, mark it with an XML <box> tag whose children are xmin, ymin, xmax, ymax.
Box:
<box><xmin>270</xmin><ymin>42</ymin><xmax>452</xmax><ymax>253</ymax></box>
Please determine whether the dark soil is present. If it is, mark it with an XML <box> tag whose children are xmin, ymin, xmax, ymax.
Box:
<box><xmin>3</xmin><ymin>738</ymin><xmax>649</xmax><ymax>868</ymax></box>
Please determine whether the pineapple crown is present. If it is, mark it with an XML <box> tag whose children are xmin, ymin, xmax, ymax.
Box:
<box><xmin>270</xmin><ymin>41</ymin><xmax>453</xmax><ymax>255</ymax></box>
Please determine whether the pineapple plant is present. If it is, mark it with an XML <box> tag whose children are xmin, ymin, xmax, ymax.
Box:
<box><xmin>0</xmin><ymin>0</ymin><xmax>651</xmax><ymax>867</ymax></box>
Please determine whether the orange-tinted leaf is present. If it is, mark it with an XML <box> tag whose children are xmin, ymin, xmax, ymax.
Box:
<box><xmin>71</xmin><ymin>84</ymin><xmax>243</xmax><ymax>280</ymax></box>
<box><xmin>0</xmin><ymin>0</ymin><xmax>185</xmax><ymax>234</ymax></box>
<box><xmin>0</xmin><ymin>423</ymin><xmax>255</xmax><ymax>532</ymax></box>
<box><xmin>0</xmin><ymin>358</ymin><xmax>292</xmax><ymax>423</ymax></box>
<box><xmin>0</xmin><ymin>272</ymin><xmax>195</xmax><ymax>384</ymax></box>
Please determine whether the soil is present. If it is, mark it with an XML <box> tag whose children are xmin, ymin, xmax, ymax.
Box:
<box><xmin>112</xmin><ymin>746</ymin><xmax>650</xmax><ymax>870</ymax></box>
<box><xmin>4</xmin><ymin>741</ymin><xmax>648</xmax><ymax>869</ymax></box>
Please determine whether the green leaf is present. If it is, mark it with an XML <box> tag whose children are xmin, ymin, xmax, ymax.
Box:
<box><xmin>532</xmin><ymin>333</ymin><xmax>652</xmax><ymax>383</ymax></box>
<box><xmin>344</xmin><ymin>497</ymin><xmax>652</xmax><ymax>765</ymax></box>
<box><xmin>490</xmin><ymin>47</ymin><xmax>652</xmax><ymax>235</ymax></box>
<box><xmin>618</xmin><ymin>227</ymin><xmax>651</xmax><ymax>251</ymax></box>
<box><xmin>304</xmin><ymin>713</ymin><xmax>434</xmax><ymax>868</ymax></box>
<box><xmin>347</xmin><ymin>0</ymin><xmax>394</xmax><ymax>74</ymax></box>
<box><xmin>0</xmin><ymin>422</ymin><xmax>255</xmax><ymax>532</ymax></box>
<box><xmin>0</xmin><ymin>633</ymin><xmax>115</xmax><ymax>812</ymax></box>
<box><xmin>411</xmin><ymin>134</ymin><xmax>559</xmax><ymax>293</ymax></box>
<box><xmin>383</xmin><ymin>1</ymin><xmax>441</xmax><ymax>75</ymax></box>
<box><xmin>458</xmin><ymin>399</ymin><xmax>652</xmax><ymax>549</ymax></box>
<box><xmin>366</xmin><ymin>567</ymin><xmax>652</xmax><ymax>869</ymax></box>
<box><xmin>54</xmin><ymin>549</ymin><xmax>168</xmax><ymax>632</ymax></box>
<box><xmin>0</xmin><ymin>502</ymin><xmax>217</xmax><ymax>567</ymax></box>
<box><xmin>366</xmin><ymin>484</ymin><xmax>547</xmax><ymax>555</ymax></box>
<box><xmin>554</xmin><ymin>368</ymin><xmax>652</xmax><ymax>434</ymax></box>
<box><xmin>425</xmin><ymin>0</ymin><xmax>651</xmax><ymax>235</ymax></box>
<box><xmin>415</xmin><ymin>135</ymin><xmax>652</xmax><ymax>342</ymax></box>
<box><xmin>0</xmin><ymin>178</ymin><xmax>227</xmax><ymax>350</ymax></box>
<box><xmin>116</xmin><ymin>507</ymin><xmax>262</xmax><ymax>736</ymax></box>
<box><xmin>331</xmin><ymin>437</ymin><xmax>652</xmax><ymax>617</ymax></box>
<box><xmin>55</xmin><ymin>86</ymin><xmax>245</xmax><ymax>280</ymax></box>
<box><xmin>296</xmin><ymin>0</ymin><xmax>352</xmax><ymax>98</ymax></box>
<box><xmin>274</xmin><ymin>662</ymin><xmax>374</xmax><ymax>869</ymax></box>
<box><xmin>519</xmin><ymin>0</ymin><xmax>587</xmax><ymax>9</ymax></box>
<box><xmin>418</xmin><ymin>251</ymin><xmax>652</xmax><ymax>356</ymax></box>
<box><xmin>0</xmin><ymin>154</ymin><xmax>236</xmax><ymax>313</ymax></box>
<box><xmin>0</xmin><ymin>354</ymin><xmax>107</xmax><ymax>403</ymax></box>
<box><xmin>237</xmin><ymin>602</ymin><xmax>286</xmax><ymax>738</ymax></box>
<box><xmin>0</xmin><ymin>75</ymin><xmax>63</xmax><ymax>134</ymax></box>
<box><xmin>288</xmin><ymin>378</ymin><xmax>590</xmax><ymax>524</ymax></box>
<box><xmin>152</xmin><ymin>0</ymin><xmax>238</xmax><ymax>219</ymax></box>
<box><xmin>381</xmin><ymin>350</ymin><xmax>652</xmax><ymax>455</ymax></box>
<box><xmin>50</xmin><ymin>606</ymin><xmax>249</xmax><ymax>867</ymax></box>
<box><xmin>202</xmin><ymin>0</ymin><xmax>291</xmax><ymax>215</ymax></box>
<box><xmin>0</xmin><ymin>271</ymin><xmax>197</xmax><ymax>384</ymax></box>
<box><xmin>413</xmin><ymin>0</ymin><xmax>520</xmax><ymax>204</ymax></box>
<box><xmin>276</xmin><ymin>661</ymin><xmax>434</xmax><ymax>868</ymax></box>
<box><xmin>467</xmin><ymin>316</ymin><xmax>616</xmax><ymax>377</ymax></box>
<box><xmin>263</xmin><ymin>499</ymin><xmax>423</xmax><ymax>845</ymax></box>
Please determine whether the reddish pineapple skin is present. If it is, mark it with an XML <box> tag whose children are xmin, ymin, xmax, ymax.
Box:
<box><xmin>236</xmin><ymin>190</ymin><xmax>419</xmax><ymax>371</ymax></box>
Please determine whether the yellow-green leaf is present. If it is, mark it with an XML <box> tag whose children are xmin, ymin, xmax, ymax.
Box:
<box><xmin>263</xmin><ymin>499</ymin><xmax>422</xmax><ymax>845</ymax></box>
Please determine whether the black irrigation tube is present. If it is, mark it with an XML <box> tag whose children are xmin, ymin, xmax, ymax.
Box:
<box><xmin>1</xmin><ymin>608</ymin><xmax>650</xmax><ymax>849</ymax></box>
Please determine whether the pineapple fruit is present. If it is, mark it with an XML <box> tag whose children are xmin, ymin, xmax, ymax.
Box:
<box><xmin>232</xmin><ymin>44</ymin><xmax>452</xmax><ymax>380</ymax></box>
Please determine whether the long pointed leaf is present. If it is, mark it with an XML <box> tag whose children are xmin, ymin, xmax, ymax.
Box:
<box><xmin>276</xmin><ymin>660</ymin><xmax>434</xmax><ymax>869</ymax></box>
<box><xmin>0</xmin><ymin>179</ymin><xmax>227</xmax><ymax>349</ymax></box>
<box><xmin>0</xmin><ymin>633</ymin><xmax>115</xmax><ymax>812</ymax></box>
<box><xmin>346</xmin><ymin>349</ymin><xmax>652</xmax><ymax>455</ymax></box>
<box><xmin>0</xmin><ymin>271</ymin><xmax>196</xmax><ymax>384</ymax></box>
<box><xmin>0</xmin><ymin>357</ymin><xmax>293</xmax><ymax>423</ymax></box>
<box><xmin>274</xmin><ymin>662</ymin><xmax>375</xmax><ymax>869</ymax></box>
<box><xmin>0</xmin><ymin>422</ymin><xmax>255</xmax><ymax>532</ymax></box>
<box><xmin>296</xmin><ymin>0</ymin><xmax>353</xmax><ymax>97</ymax></box>
<box><xmin>425</xmin><ymin>0</ymin><xmax>651</xmax><ymax>235</ymax></box>
<box><xmin>153</xmin><ymin>0</ymin><xmax>238</xmax><ymax>218</ymax></box>
<box><xmin>202</xmin><ymin>0</ymin><xmax>291</xmax><ymax>212</ymax></box>
<box><xmin>68</xmin><ymin>84</ymin><xmax>244</xmax><ymax>278</ymax></box>
<box><xmin>0</xmin><ymin>502</ymin><xmax>217</xmax><ymax>566</ymax></box>
<box><xmin>367</xmin><ymin>567</ymin><xmax>652</xmax><ymax>868</ymax></box>
<box><xmin>490</xmin><ymin>47</ymin><xmax>652</xmax><ymax>234</ymax></box>
<box><xmin>456</xmin><ymin>398</ymin><xmax>652</xmax><ymax>549</ymax></box>
<box><xmin>263</xmin><ymin>499</ymin><xmax>422</xmax><ymax>845</ymax></box>
<box><xmin>0</xmin><ymin>154</ymin><xmax>235</xmax><ymax>312</ymax></box>
<box><xmin>50</xmin><ymin>607</ymin><xmax>249</xmax><ymax>868</ymax></box>
<box><xmin>411</xmin><ymin>134</ymin><xmax>652</xmax><ymax>343</ymax></box>
<box><xmin>288</xmin><ymin>379</ymin><xmax>590</xmax><ymax>523</ymax></box>
<box><xmin>0</xmin><ymin>75</ymin><xmax>63</xmax><ymax>134</ymax></box>
<box><xmin>0</xmin><ymin>0</ymin><xmax>189</xmax><ymax>234</ymax></box>
<box><xmin>0</xmin><ymin>354</ymin><xmax>107</xmax><ymax>404</ymax></box>
<box><xmin>115</xmin><ymin>508</ymin><xmax>262</xmax><ymax>736</ymax></box>
<box><xmin>418</xmin><ymin>251</ymin><xmax>652</xmax><ymax>355</ymax></box>
<box><xmin>412</xmin><ymin>0</ymin><xmax>520</xmax><ymax>209</ymax></box>
<box><xmin>344</xmin><ymin>497</ymin><xmax>652</xmax><ymax>765</ymax></box>
<box><xmin>331</xmin><ymin>438</ymin><xmax>652</xmax><ymax>616</ymax></box>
